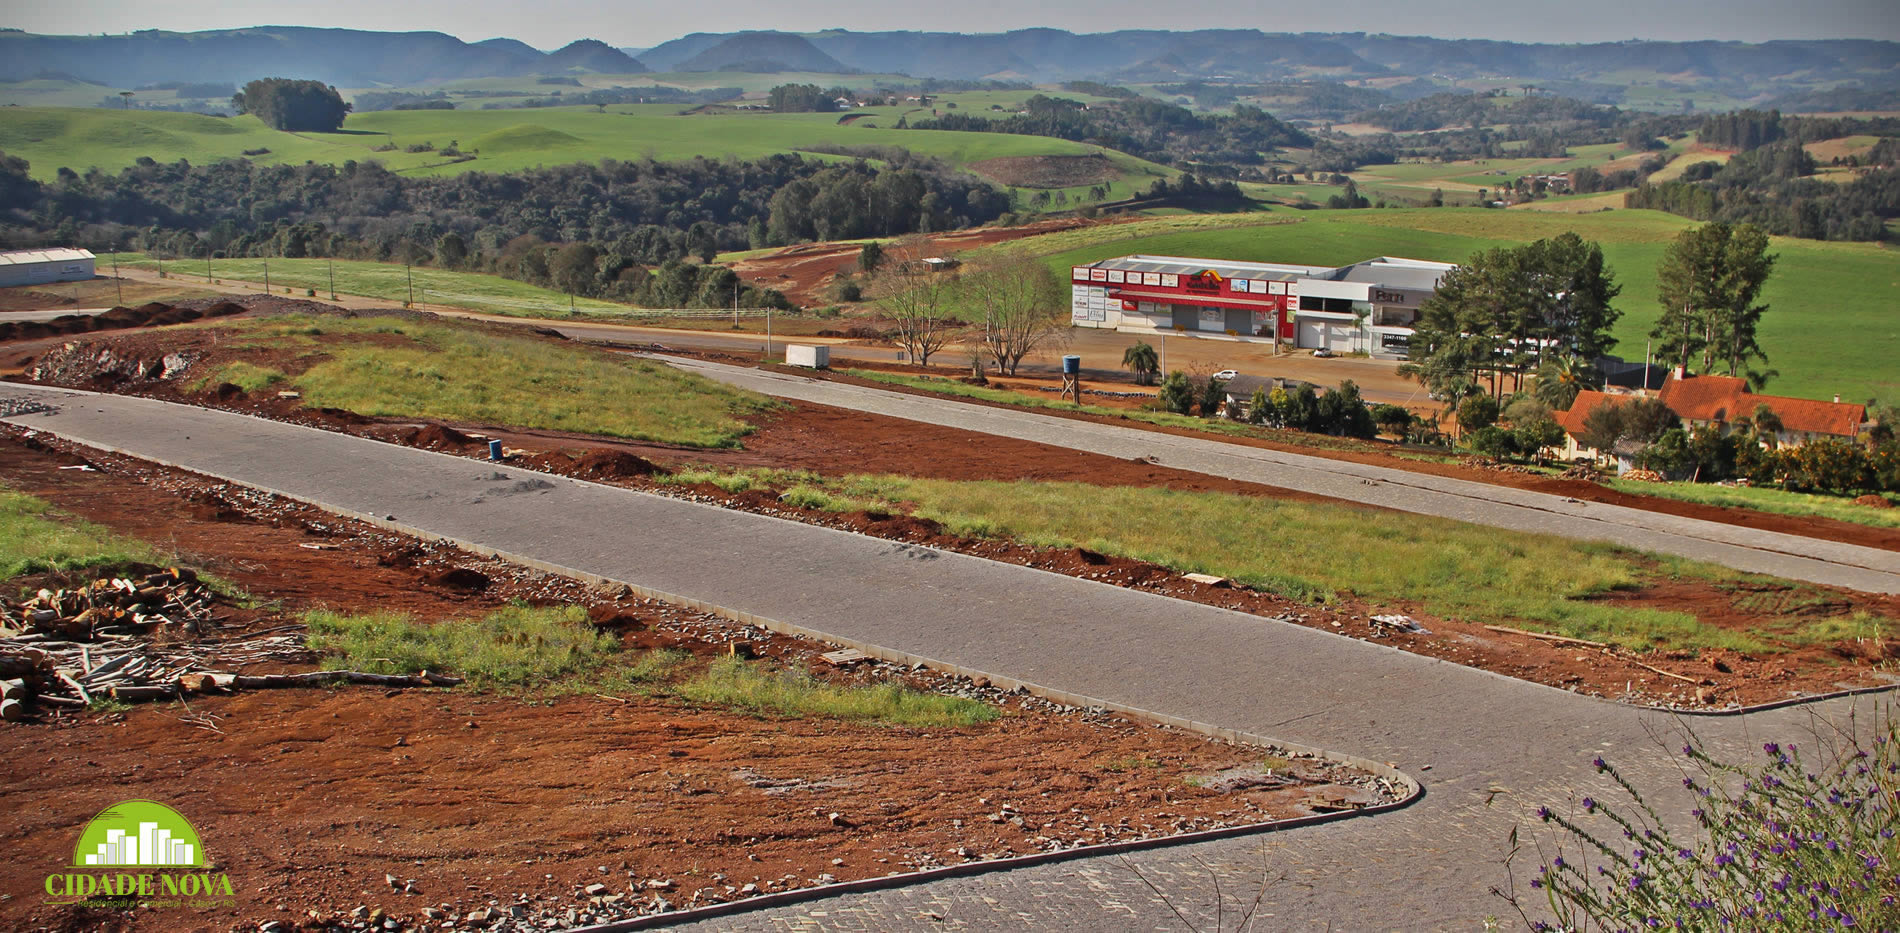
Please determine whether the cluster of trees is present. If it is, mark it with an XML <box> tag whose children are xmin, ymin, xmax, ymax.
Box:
<box><xmin>230</xmin><ymin>78</ymin><xmax>351</xmax><ymax>132</ymax></box>
<box><xmin>1401</xmin><ymin>232</ymin><xmax>1623</xmax><ymax>402</ymax></box>
<box><xmin>1132</xmin><ymin>357</ymin><xmax>1381</xmax><ymax>439</ymax></box>
<box><xmin>2</xmin><ymin>149</ymin><xmax>1007</xmax><ymax>260</ymax></box>
<box><xmin>870</xmin><ymin>243</ymin><xmax>1066</xmax><ymax>375</ymax></box>
<box><xmin>1589</xmin><ymin>406</ymin><xmax>1900</xmax><ymax>497</ymax></box>
<box><xmin>1353</xmin><ymin>91</ymin><xmax>1623</xmax><ymax>133</ymax></box>
<box><xmin>1625</xmin><ymin>150</ymin><xmax>1896</xmax><ymax>241</ymax></box>
<box><xmin>1</xmin><ymin>150</ymin><xmax>1012</xmax><ymax>309</ymax></box>
<box><xmin>1650</xmin><ymin>222</ymin><xmax>1777</xmax><ymax>387</ymax></box>
<box><xmin>766</xmin><ymin>84</ymin><xmax>838</xmax><ymax>113</ymax></box>
<box><xmin>905</xmin><ymin>96</ymin><xmax>1311</xmax><ymax>167</ymax></box>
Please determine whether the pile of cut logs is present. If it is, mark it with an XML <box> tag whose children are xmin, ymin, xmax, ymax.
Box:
<box><xmin>2</xmin><ymin>568</ymin><xmax>459</xmax><ymax>721</ymax></box>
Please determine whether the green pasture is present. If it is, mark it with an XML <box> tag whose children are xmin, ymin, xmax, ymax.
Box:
<box><xmin>105</xmin><ymin>252</ymin><xmax>637</xmax><ymax>318</ymax></box>
<box><xmin>0</xmin><ymin>104</ymin><xmax>1172</xmax><ymax>193</ymax></box>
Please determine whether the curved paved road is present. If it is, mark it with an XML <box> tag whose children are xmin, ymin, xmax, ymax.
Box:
<box><xmin>0</xmin><ymin>383</ymin><xmax>1886</xmax><ymax>931</ymax></box>
<box><xmin>653</xmin><ymin>356</ymin><xmax>1900</xmax><ymax>596</ymax></box>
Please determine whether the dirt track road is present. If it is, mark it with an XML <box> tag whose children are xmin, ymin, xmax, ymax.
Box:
<box><xmin>1</xmin><ymin>380</ymin><xmax>1884</xmax><ymax>932</ymax></box>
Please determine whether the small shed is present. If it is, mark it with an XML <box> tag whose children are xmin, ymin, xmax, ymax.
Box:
<box><xmin>0</xmin><ymin>248</ymin><xmax>97</xmax><ymax>288</ymax></box>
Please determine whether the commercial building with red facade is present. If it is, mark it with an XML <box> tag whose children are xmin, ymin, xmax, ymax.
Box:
<box><xmin>1069</xmin><ymin>254</ymin><xmax>1456</xmax><ymax>360</ymax></box>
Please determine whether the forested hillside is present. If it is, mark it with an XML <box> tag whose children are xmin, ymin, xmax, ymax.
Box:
<box><xmin>0</xmin><ymin>151</ymin><xmax>1009</xmax><ymax>305</ymax></box>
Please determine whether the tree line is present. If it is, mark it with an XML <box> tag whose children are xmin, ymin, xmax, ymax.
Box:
<box><xmin>0</xmin><ymin>150</ymin><xmax>1010</xmax><ymax>308</ymax></box>
<box><xmin>1625</xmin><ymin>143</ymin><xmax>1896</xmax><ymax>241</ymax></box>
<box><xmin>904</xmin><ymin>95</ymin><xmax>1311</xmax><ymax>167</ymax></box>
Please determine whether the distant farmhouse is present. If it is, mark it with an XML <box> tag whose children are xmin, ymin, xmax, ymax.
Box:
<box><xmin>1557</xmin><ymin>370</ymin><xmax>1868</xmax><ymax>469</ymax></box>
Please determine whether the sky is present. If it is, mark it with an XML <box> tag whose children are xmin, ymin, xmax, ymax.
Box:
<box><xmin>7</xmin><ymin>0</ymin><xmax>1897</xmax><ymax>48</ymax></box>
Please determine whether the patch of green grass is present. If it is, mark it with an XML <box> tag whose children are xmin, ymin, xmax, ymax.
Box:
<box><xmin>1783</xmin><ymin>612</ymin><xmax>1897</xmax><ymax>647</ymax></box>
<box><xmin>189</xmin><ymin>360</ymin><xmax>286</xmax><ymax>394</ymax></box>
<box><xmin>676</xmin><ymin>655</ymin><xmax>998</xmax><ymax>727</ymax></box>
<box><xmin>106</xmin><ymin>252</ymin><xmax>636</xmax><ymax>319</ymax></box>
<box><xmin>1606</xmin><ymin>480</ymin><xmax>1900</xmax><ymax>532</ymax></box>
<box><xmin>682</xmin><ymin>470</ymin><xmax>1808</xmax><ymax>653</ymax></box>
<box><xmin>304</xmin><ymin>604</ymin><xmax>999</xmax><ymax>724</ymax></box>
<box><xmin>200</xmin><ymin>313</ymin><xmax>775</xmax><ymax>447</ymax></box>
<box><xmin>0</xmin><ymin>484</ymin><xmax>154</xmax><ymax>581</ymax></box>
<box><xmin>305</xmin><ymin>605</ymin><xmax>621</xmax><ymax>689</ymax></box>
<box><xmin>842</xmin><ymin>369</ymin><xmax>1414</xmax><ymax>456</ymax></box>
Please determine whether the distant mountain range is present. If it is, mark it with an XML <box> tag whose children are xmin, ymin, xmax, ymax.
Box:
<box><xmin>0</xmin><ymin>25</ymin><xmax>1892</xmax><ymax>105</ymax></box>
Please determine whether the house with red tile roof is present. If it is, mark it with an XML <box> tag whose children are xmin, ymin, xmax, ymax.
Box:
<box><xmin>1554</xmin><ymin>371</ymin><xmax>1869</xmax><ymax>471</ymax></box>
<box><xmin>1553</xmin><ymin>390</ymin><xmax>1643</xmax><ymax>468</ymax></box>
<box><xmin>1656</xmin><ymin>372</ymin><xmax>1866</xmax><ymax>446</ymax></box>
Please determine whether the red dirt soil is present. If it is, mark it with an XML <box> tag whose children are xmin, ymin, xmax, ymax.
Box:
<box><xmin>727</xmin><ymin>216</ymin><xmax>1114</xmax><ymax>307</ymax></box>
<box><xmin>8</xmin><ymin>314</ymin><xmax>1900</xmax><ymax>711</ymax></box>
<box><xmin>0</xmin><ymin>433</ymin><xmax>1386</xmax><ymax>933</ymax></box>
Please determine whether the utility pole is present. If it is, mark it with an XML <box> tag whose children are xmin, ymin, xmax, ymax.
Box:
<box><xmin>206</xmin><ymin>253</ymin><xmax>212</xmax><ymax>283</ymax></box>
<box><xmin>406</xmin><ymin>264</ymin><xmax>414</xmax><ymax>307</ymax></box>
<box><xmin>263</xmin><ymin>259</ymin><xmax>270</xmax><ymax>293</ymax></box>
<box><xmin>328</xmin><ymin>259</ymin><xmax>336</xmax><ymax>301</ymax></box>
<box><xmin>765</xmin><ymin>304</ymin><xmax>772</xmax><ymax>362</ymax></box>
<box><xmin>732</xmin><ymin>284</ymin><xmax>739</xmax><ymax>329</ymax></box>
<box><xmin>111</xmin><ymin>253</ymin><xmax>122</xmax><ymax>305</ymax></box>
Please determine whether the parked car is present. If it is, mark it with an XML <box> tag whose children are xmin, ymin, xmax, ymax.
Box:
<box><xmin>1213</xmin><ymin>369</ymin><xmax>1238</xmax><ymax>381</ymax></box>
<box><xmin>1311</xmin><ymin>349</ymin><xmax>1336</xmax><ymax>358</ymax></box>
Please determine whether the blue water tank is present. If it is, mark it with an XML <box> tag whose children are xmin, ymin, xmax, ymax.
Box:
<box><xmin>1062</xmin><ymin>355</ymin><xmax>1081</xmax><ymax>375</ymax></box>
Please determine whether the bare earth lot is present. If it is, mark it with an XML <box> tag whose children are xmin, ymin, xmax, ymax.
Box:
<box><xmin>7</xmin><ymin>306</ymin><xmax>1897</xmax><ymax>711</ymax></box>
<box><xmin>0</xmin><ymin>432</ymin><xmax>1384</xmax><ymax>932</ymax></box>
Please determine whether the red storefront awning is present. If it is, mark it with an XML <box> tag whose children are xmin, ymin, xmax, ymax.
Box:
<box><xmin>1108</xmin><ymin>288</ymin><xmax>1286</xmax><ymax>312</ymax></box>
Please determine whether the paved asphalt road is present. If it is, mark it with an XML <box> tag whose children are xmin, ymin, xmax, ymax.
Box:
<box><xmin>0</xmin><ymin>382</ymin><xmax>1887</xmax><ymax>931</ymax></box>
<box><xmin>652</xmin><ymin>356</ymin><xmax>1900</xmax><ymax>596</ymax></box>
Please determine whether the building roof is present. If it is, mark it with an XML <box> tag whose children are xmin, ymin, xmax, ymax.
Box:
<box><xmin>1315</xmin><ymin>257</ymin><xmax>1456</xmax><ymax>290</ymax></box>
<box><xmin>1085</xmin><ymin>254</ymin><xmax>1328</xmax><ymax>280</ymax></box>
<box><xmin>1221</xmin><ymin>374</ymin><xmax>1316</xmax><ymax>400</ymax></box>
<box><xmin>0</xmin><ymin>248</ymin><xmax>95</xmax><ymax>266</ymax></box>
<box><xmin>1554</xmin><ymin>389</ymin><xmax>1630</xmax><ymax>438</ymax></box>
<box><xmin>1658</xmin><ymin>373</ymin><xmax>1865</xmax><ymax>437</ymax></box>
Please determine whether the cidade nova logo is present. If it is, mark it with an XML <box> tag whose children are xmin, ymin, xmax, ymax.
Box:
<box><xmin>45</xmin><ymin>800</ymin><xmax>234</xmax><ymax>906</ymax></box>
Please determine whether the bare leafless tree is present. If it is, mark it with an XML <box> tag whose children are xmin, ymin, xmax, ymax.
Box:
<box><xmin>964</xmin><ymin>251</ymin><xmax>1067</xmax><ymax>376</ymax></box>
<box><xmin>871</xmin><ymin>238</ymin><xmax>960</xmax><ymax>368</ymax></box>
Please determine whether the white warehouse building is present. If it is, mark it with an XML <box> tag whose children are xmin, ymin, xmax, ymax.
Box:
<box><xmin>1070</xmin><ymin>254</ymin><xmax>1455</xmax><ymax>360</ymax></box>
<box><xmin>0</xmin><ymin>248</ymin><xmax>97</xmax><ymax>288</ymax></box>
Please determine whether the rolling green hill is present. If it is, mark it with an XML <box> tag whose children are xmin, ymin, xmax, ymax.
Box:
<box><xmin>0</xmin><ymin>105</ymin><xmax>1172</xmax><ymax>201</ymax></box>
<box><xmin>1030</xmin><ymin>208</ymin><xmax>1900</xmax><ymax>407</ymax></box>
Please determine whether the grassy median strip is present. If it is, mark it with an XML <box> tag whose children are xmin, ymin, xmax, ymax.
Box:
<box><xmin>306</xmin><ymin>605</ymin><xmax>997</xmax><ymax>725</ymax></box>
<box><xmin>656</xmin><ymin>469</ymin><xmax>1895</xmax><ymax>654</ymax></box>
<box><xmin>0</xmin><ymin>484</ymin><xmax>155</xmax><ymax>581</ymax></box>
<box><xmin>198</xmin><ymin>314</ymin><xmax>778</xmax><ymax>447</ymax></box>
<box><xmin>1606</xmin><ymin>479</ymin><xmax>1900</xmax><ymax>532</ymax></box>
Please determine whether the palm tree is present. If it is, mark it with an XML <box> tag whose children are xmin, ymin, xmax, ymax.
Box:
<box><xmin>1531</xmin><ymin>355</ymin><xmax>1598</xmax><ymax>410</ymax></box>
<box><xmin>1738</xmin><ymin>402</ymin><xmax>1785</xmax><ymax>449</ymax></box>
<box><xmin>1122</xmin><ymin>341</ymin><xmax>1160</xmax><ymax>386</ymax></box>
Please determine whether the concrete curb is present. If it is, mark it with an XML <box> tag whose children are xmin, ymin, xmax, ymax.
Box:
<box><xmin>564</xmin><ymin>789</ymin><xmax>1418</xmax><ymax>932</ymax></box>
